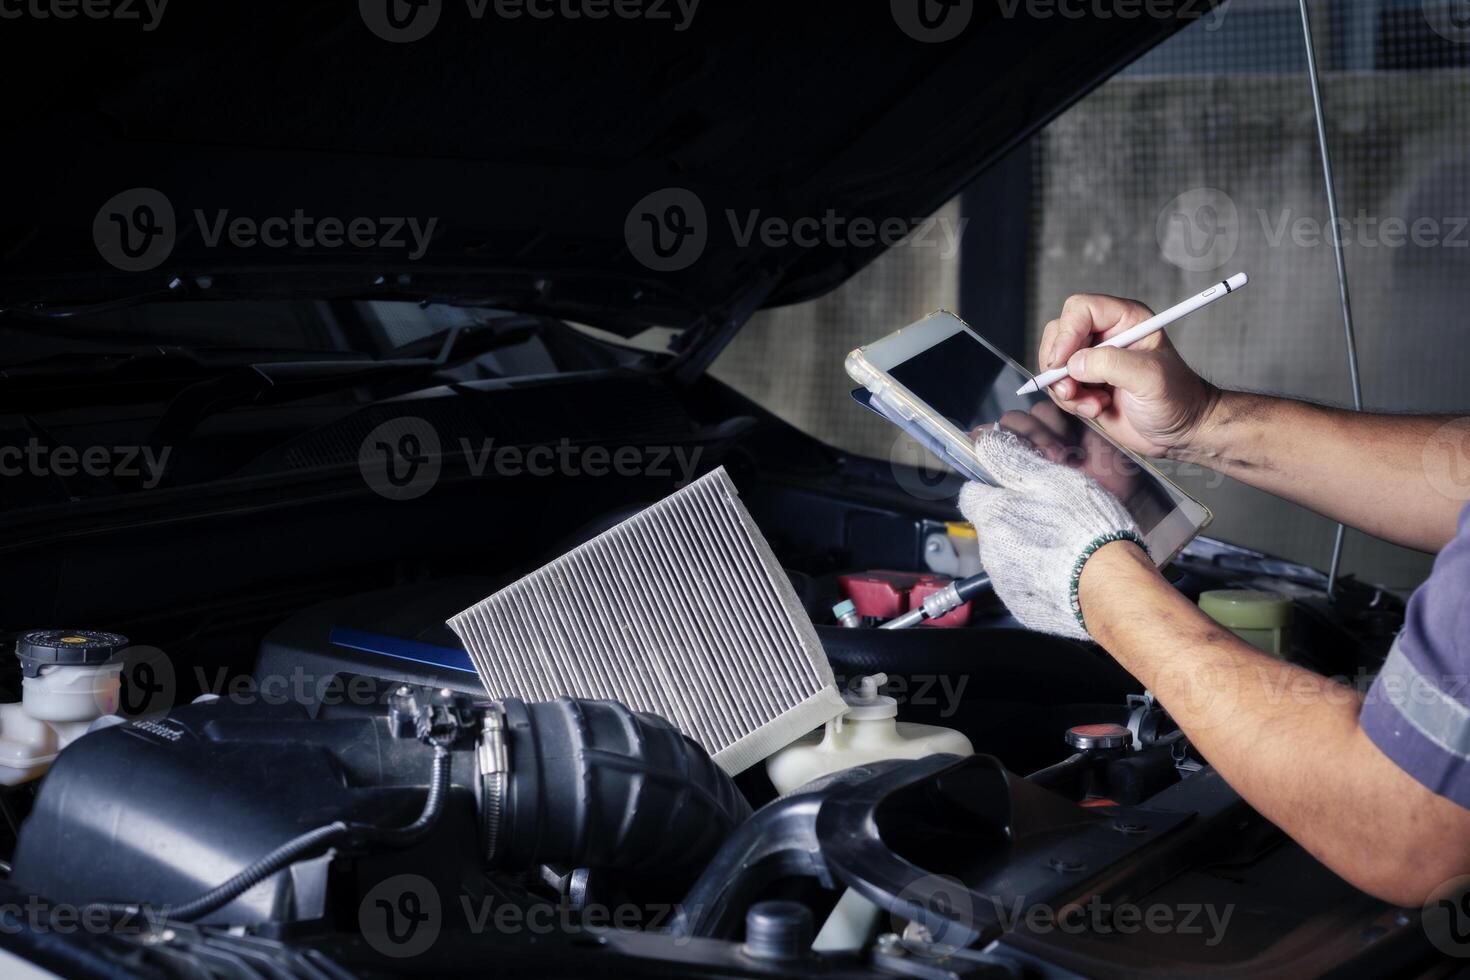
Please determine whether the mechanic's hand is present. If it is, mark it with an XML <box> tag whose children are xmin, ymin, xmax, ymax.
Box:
<box><xmin>1040</xmin><ymin>293</ymin><xmax>1220</xmax><ymax>458</ymax></box>
<box><xmin>958</xmin><ymin>428</ymin><xmax>1144</xmax><ymax>641</ymax></box>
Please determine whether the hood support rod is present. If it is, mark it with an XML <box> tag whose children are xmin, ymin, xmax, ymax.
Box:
<box><xmin>1297</xmin><ymin>0</ymin><xmax>1364</xmax><ymax>603</ymax></box>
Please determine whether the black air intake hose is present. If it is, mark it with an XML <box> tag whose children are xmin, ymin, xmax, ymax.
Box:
<box><xmin>16</xmin><ymin>692</ymin><xmax>749</xmax><ymax>926</ymax></box>
<box><xmin>485</xmin><ymin>697</ymin><xmax>752</xmax><ymax>872</ymax></box>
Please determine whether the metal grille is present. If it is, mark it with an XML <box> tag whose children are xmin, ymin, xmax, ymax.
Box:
<box><xmin>448</xmin><ymin>467</ymin><xmax>846</xmax><ymax>773</ymax></box>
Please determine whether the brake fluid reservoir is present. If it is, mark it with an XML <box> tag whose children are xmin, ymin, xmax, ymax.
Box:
<box><xmin>0</xmin><ymin>630</ymin><xmax>128</xmax><ymax>786</ymax></box>
<box><xmin>765</xmin><ymin>673</ymin><xmax>973</xmax><ymax>796</ymax></box>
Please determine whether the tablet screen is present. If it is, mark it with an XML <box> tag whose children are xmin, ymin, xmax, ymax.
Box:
<box><xmin>886</xmin><ymin>328</ymin><xmax>1183</xmax><ymax>542</ymax></box>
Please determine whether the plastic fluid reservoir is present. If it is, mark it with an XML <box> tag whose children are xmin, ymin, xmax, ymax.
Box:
<box><xmin>765</xmin><ymin>673</ymin><xmax>973</xmax><ymax>796</ymax></box>
<box><xmin>0</xmin><ymin>630</ymin><xmax>128</xmax><ymax>786</ymax></box>
<box><xmin>1199</xmin><ymin>590</ymin><xmax>1292</xmax><ymax>657</ymax></box>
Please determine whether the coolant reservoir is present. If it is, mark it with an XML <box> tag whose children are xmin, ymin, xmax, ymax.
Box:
<box><xmin>765</xmin><ymin>673</ymin><xmax>973</xmax><ymax>796</ymax></box>
<box><xmin>1198</xmin><ymin>590</ymin><xmax>1292</xmax><ymax>657</ymax></box>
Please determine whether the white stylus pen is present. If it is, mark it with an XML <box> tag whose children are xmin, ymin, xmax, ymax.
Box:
<box><xmin>1016</xmin><ymin>273</ymin><xmax>1248</xmax><ymax>396</ymax></box>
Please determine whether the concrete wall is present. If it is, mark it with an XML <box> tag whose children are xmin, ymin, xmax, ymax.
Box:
<box><xmin>712</xmin><ymin>70</ymin><xmax>1469</xmax><ymax>592</ymax></box>
<box><xmin>712</xmin><ymin>199</ymin><xmax>964</xmax><ymax>467</ymax></box>
<box><xmin>1030</xmin><ymin>72</ymin><xmax>1470</xmax><ymax>590</ymax></box>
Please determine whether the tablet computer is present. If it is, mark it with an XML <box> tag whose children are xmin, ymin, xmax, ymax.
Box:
<box><xmin>846</xmin><ymin>310</ymin><xmax>1211</xmax><ymax>566</ymax></box>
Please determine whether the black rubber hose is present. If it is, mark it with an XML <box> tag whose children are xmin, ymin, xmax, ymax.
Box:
<box><xmin>816</xmin><ymin>624</ymin><xmax>1139</xmax><ymax>705</ymax></box>
<box><xmin>164</xmin><ymin>821</ymin><xmax>354</xmax><ymax>922</ymax></box>
<box><xmin>954</xmin><ymin>571</ymin><xmax>994</xmax><ymax>602</ymax></box>
<box><xmin>351</xmin><ymin>743</ymin><xmax>454</xmax><ymax>846</ymax></box>
<box><xmin>96</xmin><ymin>743</ymin><xmax>454</xmax><ymax>923</ymax></box>
<box><xmin>82</xmin><ymin>698</ymin><xmax>749</xmax><ymax>921</ymax></box>
<box><xmin>491</xmin><ymin>698</ymin><xmax>751</xmax><ymax>874</ymax></box>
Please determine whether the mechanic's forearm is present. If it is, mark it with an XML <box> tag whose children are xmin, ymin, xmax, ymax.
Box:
<box><xmin>1080</xmin><ymin>541</ymin><xmax>1470</xmax><ymax>905</ymax></box>
<box><xmin>1172</xmin><ymin>390</ymin><xmax>1461</xmax><ymax>553</ymax></box>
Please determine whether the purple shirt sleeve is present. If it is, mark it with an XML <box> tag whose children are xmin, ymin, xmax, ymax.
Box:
<box><xmin>1360</xmin><ymin>500</ymin><xmax>1470</xmax><ymax>810</ymax></box>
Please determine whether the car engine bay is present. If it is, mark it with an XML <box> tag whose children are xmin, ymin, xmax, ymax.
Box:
<box><xmin>0</xmin><ymin>370</ymin><xmax>1434</xmax><ymax>978</ymax></box>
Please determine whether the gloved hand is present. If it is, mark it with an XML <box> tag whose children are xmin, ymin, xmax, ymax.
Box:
<box><xmin>958</xmin><ymin>428</ymin><xmax>1147</xmax><ymax>641</ymax></box>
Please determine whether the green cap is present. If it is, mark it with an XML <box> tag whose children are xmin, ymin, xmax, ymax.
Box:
<box><xmin>1198</xmin><ymin>590</ymin><xmax>1292</xmax><ymax>630</ymax></box>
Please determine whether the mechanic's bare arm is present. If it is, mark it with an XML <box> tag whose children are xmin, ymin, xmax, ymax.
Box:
<box><xmin>1080</xmin><ymin>539</ymin><xmax>1470</xmax><ymax>906</ymax></box>
<box><xmin>1040</xmin><ymin>293</ymin><xmax>1465</xmax><ymax>553</ymax></box>
<box><xmin>1178</xmin><ymin>394</ymin><xmax>1457</xmax><ymax>554</ymax></box>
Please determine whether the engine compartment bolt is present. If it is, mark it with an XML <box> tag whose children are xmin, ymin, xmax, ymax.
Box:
<box><xmin>875</xmin><ymin>932</ymin><xmax>904</xmax><ymax>957</ymax></box>
<box><xmin>1048</xmin><ymin>857</ymin><xmax>1086</xmax><ymax>873</ymax></box>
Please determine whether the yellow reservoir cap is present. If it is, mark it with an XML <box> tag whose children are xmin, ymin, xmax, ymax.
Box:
<box><xmin>1198</xmin><ymin>589</ymin><xmax>1292</xmax><ymax>656</ymax></box>
<box><xmin>1198</xmin><ymin>590</ymin><xmax>1292</xmax><ymax>629</ymax></box>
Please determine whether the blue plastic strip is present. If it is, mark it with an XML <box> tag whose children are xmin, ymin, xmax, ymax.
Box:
<box><xmin>851</xmin><ymin>387</ymin><xmax>989</xmax><ymax>484</ymax></box>
<box><xmin>328</xmin><ymin>627</ymin><xmax>479</xmax><ymax>675</ymax></box>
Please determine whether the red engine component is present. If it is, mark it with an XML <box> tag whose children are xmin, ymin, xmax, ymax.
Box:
<box><xmin>837</xmin><ymin>570</ymin><xmax>973</xmax><ymax>628</ymax></box>
<box><xmin>909</xmin><ymin>577</ymin><xmax>973</xmax><ymax>628</ymax></box>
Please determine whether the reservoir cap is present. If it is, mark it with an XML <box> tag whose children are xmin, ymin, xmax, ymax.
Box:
<box><xmin>842</xmin><ymin>673</ymin><xmax>898</xmax><ymax>721</ymax></box>
<box><xmin>1065</xmin><ymin>722</ymin><xmax>1132</xmax><ymax>752</ymax></box>
<box><xmin>1198</xmin><ymin>590</ymin><xmax>1292</xmax><ymax>630</ymax></box>
<box><xmin>16</xmin><ymin>630</ymin><xmax>128</xmax><ymax>677</ymax></box>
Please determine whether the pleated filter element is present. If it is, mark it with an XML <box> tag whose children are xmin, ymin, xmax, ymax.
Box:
<box><xmin>448</xmin><ymin>467</ymin><xmax>847</xmax><ymax>773</ymax></box>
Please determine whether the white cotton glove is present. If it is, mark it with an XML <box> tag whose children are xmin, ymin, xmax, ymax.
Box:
<box><xmin>958</xmin><ymin>428</ymin><xmax>1146</xmax><ymax>641</ymax></box>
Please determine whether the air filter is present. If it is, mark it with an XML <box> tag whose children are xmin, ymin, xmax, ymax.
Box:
<box><xmin>448</xmin><ymin>467</ymin><xmax>846</xmax><ymax>773</ymax></box>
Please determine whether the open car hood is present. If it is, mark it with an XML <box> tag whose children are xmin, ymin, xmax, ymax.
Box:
<box><xmin>4</xmin><ymin>2</ymin><xmax>1210</xmax><ymax>365</ymax></box>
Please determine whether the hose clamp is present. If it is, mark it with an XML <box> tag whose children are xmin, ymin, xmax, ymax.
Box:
<box><xmin>478</xmin><ymin>704</ymin><xmax>510</xmax><ymax>864</ymax></box>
